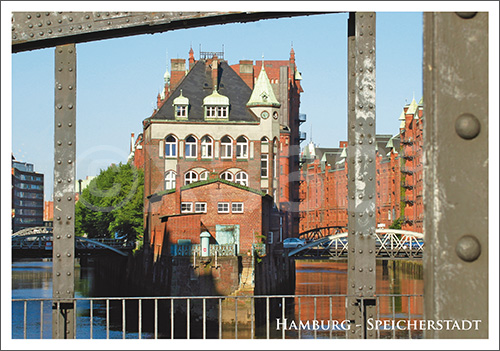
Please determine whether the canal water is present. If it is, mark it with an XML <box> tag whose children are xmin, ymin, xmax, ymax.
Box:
<box><xmin>12</xmin><ymin>259</ymin><xmax>423</xmax><ymax>339</ymax></box>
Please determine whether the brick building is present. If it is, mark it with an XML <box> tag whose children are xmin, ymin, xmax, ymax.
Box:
<box><xmin>11</xmin><ymin>156</ymin><xmax>44</xmax><ymax>233</ymax></box>
<box><xmin>132</xmin><ymin>48</ymin><xmax>305</xmax><ymax>255</ymax></box>
<box><xmin>299</xmin><ymin>98</ymin><xmax>423</xmax><ymax>234</ymax></box>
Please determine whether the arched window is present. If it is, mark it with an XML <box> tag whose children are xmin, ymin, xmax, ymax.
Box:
<box><xmin>184</xmin><ymin>171</ymin><xmax>198</xmax><ymax>185</ymax></box>
<box><xmin>220</xmin><ymin>171</ymin><xmax>234</xmax><ymax>182</ymax></box>
<box><xmin>199</xmin><ymin>170</ymin><xmax>209</xmax><ymax>181</ymax></box>
<box><xmin>201</xmin><ymin>136</ymin><xmax>213</xmax><ymax>158</ymax></box>
<box><xmin>236</xmin><ymin>136</ymin><xmax>248</xmax><ymax>159</ymax></box>
<box><xmin>220</xmin><ymin>136</ymin><xmax>233</xmax><ymax>159</ymax></box>
<box><xmin>185</xmin><ymin>135</ymin><xmax>197</xmax><ymax>158</ymax></box>
<box><xmin>165</xmin><ymin>135</ymin><xmax>177</xmax><ymax>157</ymax></box>
<box><xmin>235</xmin><ymin>171</ymin><xmax>248</xmax><ymax>186</ymax></box>
<box><xmin>165</xmin><ymin>170</ymin><xmax>176</xmax><ymax>190</ymax></box>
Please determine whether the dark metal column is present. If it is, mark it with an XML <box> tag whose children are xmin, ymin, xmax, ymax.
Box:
<box><xmin>423</xmin><ymin>12</ymin><xmax>488</xmax><ymax>338</ymax></box>
<box><xmin>52</xmin><ymin>44</ymin><xmax>76</xmax><ymax>339</ymax></box>
<box><xmin>347</xmin><ymin>12</ymin><xmax>377</xmax><ymax>339</ymax></box>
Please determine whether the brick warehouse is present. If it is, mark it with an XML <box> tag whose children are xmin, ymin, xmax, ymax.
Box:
<box><xmin>299</xmin><ymin>98</ymin><xmax>423</xmax><ymax>233</ymax></box>
<box><xmin>130</xmin><ymin>48</ymin><xmax>304</xmax><ymax>256</ymax></box>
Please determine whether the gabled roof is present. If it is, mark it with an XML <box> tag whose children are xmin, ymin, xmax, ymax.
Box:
<box><xmin>151</xmin><ymin>60</ymin><xmax>256</xmax><ymax>122</ymax></box>
<box><xmin>406</xmin><ymin>98</ymin><xmax>418</xmax><ymax>115</ymax></box>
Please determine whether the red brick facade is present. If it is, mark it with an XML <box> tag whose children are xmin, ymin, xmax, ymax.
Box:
<box><xmin>146</xmin><ymin>180</ymin><xmax>272</xmax><ymax>258</ymax></box>
<box><xmin>299</xmin><ymin>99</ymin><xmax>423</xmax><ymax>234</ymax></box>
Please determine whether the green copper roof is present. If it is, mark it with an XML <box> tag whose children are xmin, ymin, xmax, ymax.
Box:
<box><xmin>418</xmin><ymin>97</ymin><xmax>423</xmax><ymax>105</ymax></box>
<box><xmin>400</xmin><ymin>120</ymin><xmax>406</xmax><ymax>129</ymax></box>
<box><xmin>386</xmin><ymin>137</ymin><xmax>394</xmax><ymax>149</ymax></box>
<box><xmin>406</xmin><ymin>98</ymin><xmax>418</xmax><ymax>115</ymax></box>
<box><xmin>398</xmin><ymin>109</ymin><xmax>405</xmax><ymax>121</ymax></box>
<box><xmin>203</xmin><ymin>88</ymin><xmax>229</xmax><ymax>106</ymax></box>
<box><xmin>295</xmin><ymin>70</ymin><xmax>302</xmax><ymax>80</ymax></box>
<box><xmin>173</xmin><ymin>89</ymin><xmax>189</xmax><ymax>105</ymax></box>
<box><xmin>340</xmin><ymin>147</ymin><xmax>347</xmax><ymax>158</ymax></box>
<box><xmin>247</xmin><ymin>65</ymin><xmax>281</xmax><ymax>107</ymax></box>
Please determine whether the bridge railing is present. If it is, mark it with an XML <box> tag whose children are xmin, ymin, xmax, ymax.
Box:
<box><xmin>12</xmin><ymin>293</ymin><xmax>423</xmax><ymax>339</ymax></box>
<box><xmin>170</xmin><ymin>244</ymin><xmax>237</xmax><ymax>257</ymax></box>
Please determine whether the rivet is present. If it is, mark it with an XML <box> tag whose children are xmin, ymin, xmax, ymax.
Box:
<box><xmin>96</xmin><ymin>13</ymin><xmax>100</xmax><ymax>17</ymax></box>
<box><xmin>107</xmin><ymin>21</ymin><xmax>111</xmax><ymax>25</ymax></box>
<box><xmin>351</xmin><ymin>284</ymin><xmax>355</xmax><ymax>288</ymax></box>
<box><xmin>69</xmin><ymin>67</ymin><xmax>73</xmax><ymax>71</ymax></box>
<box><xmin>368</xmin><ymin>140</ymin><xmax>373</xmax><ymax>144</ymax></box>
<box><xmin>56</xmin><ymin>253</ymin><xmax>61</xmax><ymax>258</ymax></box>
<box><xmin>78</xmin><ymin>25</ymin><xmax>82</xmax><ymax>29</ymax></box>
<box><xmin>359</xmin><ymin>104</ymin><xmax>363</xmax><ymax>109</ymax></box>
<box><xmin>56</xmin><ymin>272</ymin><xmax>61</xmax><ymax>276</ymax></box>
<box><xmin>359</xmin><ymin>268</ymin><xmax>363</xmax><ymax>272</ymax></box>
<box><xmin>359</xmin><ymin>213</ymin><xmax>363</xmax><ymax>217</ymax></box>
<box><xmin>13</xmin><ymin>35</ymin><xmax>17</xmax><ymax>39</ymax></box>
<box><xmin>126</xmin><ymin>19</ymin><xmax>130</xmax><ymax>23</ymax></box>
<box><xmin>351</xmin><ymin>213</ymin><xmax>355</xmax><ymax>217</ymax></box>
<box><xmin>38</xmin><ymin>22</ymin><xmax>42</xmax><ymax>27</ymax></box>
<box><xmin>57</xmin><ymin>160</ymin><xmax>62</xmax><ymax>165</ymax></box>
<box><xmin>68</xmin><ymin>85</ymin><xmax>73</xmax><ymax>90</ymax></box>
<box><xmin>67</xmin><ymin>234</ymin><xmax>72</xmax><ymax>238</ymax></box>
<box><xmin>359</xmin><ymin>50</ymin><xmax>363</xmax><ymax>54</ymax></box>
<box><xmin>359</xmin><ymin>121</ymin><xmax>363</xmax><ymax>126</ymax></box>
<box><xmin>358</xmin><ymin>140</ymin><xmax>363</xmax><ymax>144</ymax></box>
<box><xmin>358</xmin><ymin>286</ymin><xmax>363</xmax><ymax>290</ymax></box>
<box><xmin>27</xmin><ymin>14</ymin><xmax>32</xmax><ymax>19</ymax></box>
<box><xmin>56</xmin><ymin>216</ymin><xmax>61</xmax><ymax>220</ymax></box>
<box><xmin>30</xmin><ymin>33</ymin><xmax>34</xmax><ymax>37</ymax></box>
<box><xmin>106</xmin><ymin>12</ymin><xmax>110</xmax><ymax>16</ymax></box>
<box><xmin>369</xmin><ymin>85</ymin><xmax>373</xmax><ymax>90</ymax></box>
<box><xmin>358</xmin><ymin>194</ymin><xmax>363</xmax><ymax>199</ymax></box>
<box><xmin>68</xmin><ymin>141</ymin><xmax>72</xmax><ymax>145</ymax></box>
<box><xmin>57</xmin><ymin>140</ymin><xmax>62</xmax><ymax>145</ymax></box>
<box><xmin>67</xmin><ymin>216</ymin><xmax>72</xmax><ymax>220</ymax></box>
<box><xmin>69</xmin><ymin>26</ymin><xmax>73</xmax><ymax>30</ymax></box>
<box><xmin>369</xmin><ymin>177</ymin><xmax>373</xmax><ymax>181</ymax></box>
<box><xmin>68</xmin><ymin>122</ymin><xmax>72</xmax><ymax>127</ymax></box>
<box><xmin>360</xmin><ymin>14</ymin><xmax>364</xmax><ymax>18</ymax></box>
<box><xmin>369</xmin><ymin>49</ymin><xmax>373</xmax><ymax>54</ymax></box>
<box><xmin>58</xmin><ymin>28</ymin><xmax>62</xmax><ymax>32</ymax></box>
<box><xmin>67</xmin><ymin>253</ymin><xmax>71</xmax><ymax>257</ymax></box>
<box><xmin>369</xmin><ymin>195</ymin><xmax>373</xmax><ymax>199</ymax></box>
<box><xmin>67</xmin><ymin>179</ymin><xmax>71</xmax><ymax>183</ymax></box>
<box><xmin>456</xmin><ymin>12</ymin><xmax>477</xmax><ymax>19</ymax></box>
<box><xmin>58</xmin><ymin>19</ymin><xmax>62</xmax><ymax>23</ymax></box>
<box><xmin>455</xmin><ymin>113</ymin><xmax>480</xmax><ymax>140</ymax></box>
<box><xmin>29</xmin><ymin>24</ymin><xmax>33</xmax><ymax>28</ymax></box>
<box><xmin>67</xmin><ymin>197</ymin><xmax>72</xmax><ymax>201</ymax></box>
<box><xmin>57</xmin><ymin>123</ymin><xmax>62</xmax><ymax>127</ymax></box>
<box><xmin>56</xmin><ymin>291</ymin><xmax>60</xmax><ymax>294</ymax></box>
<box><xmin>369</xmin><ymin>286</ymin><xmax>373</xmax><ymax>290</ymax></box>
<box><xmin>369</xmin><ymin>122</ymin><xmax>373</xmax><ymax>126</ymax></box>
<box><xmin>57</xmin><ymin>85</ymin><xmax>62</xmax><ymax>90</ymax></box>
<box><xmin>144</xmin><ymin>16</ymin><xmax>147</xmax><ymax>20</ymax></box>
<box><xmin>369</xmin><ymin>213</ymin><xmax>373</xmax><ymax>217</ymax></box>
<box><xmin>360</xmin><ymin>32</ymin><xmax>363</xmax><ymax>36</ymax></box>
<box><xmin>359</xmin><ymin>250</ymin><xmax>363</xmax><ymax>254</ymax></box>
<box><xmin>358</xmin><ymin>158</ymin><xmax>362</xmax><ymax>163</ymax></box>
<box><xmin>85</xmin><ymin>15</ymin><xmax>90</xmax><ymax>19</ymax></box>
<box><xmin>369</xmin><ymin>104</ymin><xmax>373</xmax><ymax>109</ymax></box>
<box><xmin>359</xmin><ymin>68</ymin><xmax>363</xmax><ymax>72</ymax></box>
<box><xmin>57</xmin><ymin>198</ymin><xmax>61</xmax><ymax>202</ymax></box>
<box><xmin>48</xmin><ymin>30</ymin><xmax>52</xmax><ymax>34</ymax></box>
<box><xmin>67</xmin><ymin>272</ymin><xmax>71</xmax><ymax>276</ymax></box>
<box><xmin>456</xmin><ymin>235</ymin><xmax>481</xmax><ymax>262</ymax></box>
<box><xmin>351</xmin><ymin>196</ymin><xmax>355</xmax><ymax>199</ymax></box>
<box><xmin>368</xmin><ymin>67</ymin><xmax>373</xmax><ymax>72</ymax></box>
<box><xmin>36</xmin><ymin>13</ymin><xmax>41</xmax><ymax>18</ymax></box>
<box><xmin>69</xmin><ymin>17</ymin><xmax>73</xmax><ymax>22</ymax></box>
<box><xmin>68</xmin><ymin>104</ymin><xmax>73</xmax><ymax>109</ymax></box>
<box><xmin>66</xmin><ymin>290</ymin><xmax>70</xmax><ymax>294</ymax></box>
<box><xmin>351</xmin><ymin>266</ymin><xmax>355</xmax><ymax>270</ymax></box>
<box><xmin>88</xmin><ymin>24</ymin><xmax>92</xmax><ymax>28</ymax></box>
<box><xmin>369</xmin><ymin>31</ymin><xmax>373</xmax><ymax>36</ymax></box>
<box><xmin>368</xmin><ymin>159</ymin><xmax>373</xmax><ymax>163</ymax></box>
<box><xmin>369</xmin><ymin>267</ymin><xmax>373</xmax><ymax>271</ymax></box>
<box><xmin>68</xmin><ymin>49</ymin><xmax>73</xmax><ymax>53</ymax></box>
<box><xmin>358</xmin><ymin>176</ymin><xmax>362</xmax><ymax>180</ymax></box>
<box><xmin>56</xmin><ymin>235</ymin><xmax>61</xmax><ymax>239</ymax></box>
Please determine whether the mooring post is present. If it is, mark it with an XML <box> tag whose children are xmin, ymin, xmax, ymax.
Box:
<box><xmin>52</xmin><ymin>43</ymin><xmax>76</xmax><ymax>339</ymax></box>
<box><xmin>347</xmin><ymin>12</ymin><xmax>377</xmax><ymax>339</ymax></box>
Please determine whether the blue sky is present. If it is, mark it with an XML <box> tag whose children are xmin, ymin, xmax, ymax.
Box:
<box><xmin>7</xmin><ymin>9</ymin><xmax>424</xmax><ymax>201</ymax></box>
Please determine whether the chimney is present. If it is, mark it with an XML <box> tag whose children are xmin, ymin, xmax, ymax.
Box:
<box><xmin>211</xmin><ymin>56</ymin><xmax>219</xmax><ymax>89</ymax></box>
<box><xmin>170</xmin><ymin>58</ymin><xmax>186</xmax><ymax>91</ymax></box>
<box><xmin>130</xmin><ymin>133</ymin><xmax>135</xmax><ymax>153</ymax></box>
<box><xmin>175</xmin><ymin>163</ymin><xmax>181</xmax><ymax>214</ymax></box>
<box><xmin>189</xmin><ymin>47</ymin><xmax>195</xmax><ymax>69</ymax></box>
<box><xmin>239</xmin><ymin>60</ymin><xmax>254</xmax><ymax>89</ymax></box>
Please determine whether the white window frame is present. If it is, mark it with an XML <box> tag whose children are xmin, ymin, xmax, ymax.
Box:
<box><xmin>181</xmin><ymin>202</ymin><xmax>193</xmax><ymax>213</ymax></box>
<box><xmin>206</xmin><ymin>106</ymin><xmax>217</xmax><ymax>118</ymax></box>
<box><xmin>218</xmin><ymin>202</ymin><xmax>230</xmax><ymax>213</ymax></box>
<box><xmin>231</xmin><ymin>202</ymin><xmax>244</xmax><ymax>213</ymax></box>
<box><xmin>235</xmin><ymin>172</ymin><xmax>248</xmax><ymax>186</ymax></box>
<box><xmin>217</xmin><ymin>106</ymin><xmax>228</xmax><ymax>118</ymax></box>
<box><xmin>220</xmin><ymin>171</ymin><xmax>234</xmax><ymax>182</ymax></box>
<box><xmin>236</xmin><ymin>136</ymin><xmax>248</xmax><ymax>159</ymax></box>
<box><xmin>201</xmin><ymin>136</ymin><xmax>213</xmax><ymax>158</ymax></box>
<box><xmin>165</xmin><ymin>170</ymin><xmax>176</xmax><ymax>190</ymax></box>
<box><xmin>184</xmin><ymin>171</ymin><xmax>198</xmax><ymax>185</ymax></box>
<box><xmin>220</xmin><ymin>136</ymin><xmax>233</xmax><ymax>159</ymax></box>
<box><xmin>165</xmin><ymin>135</ymin><xmax>177</xmax><ymax>158</ymax></box>
<box><xmin>261</xmin><ymin>154</ymin><xmax>269</xmax><ymax>178</ymax></box>
<box><xmin>185</xmin><ymin>135</ymin><xmax>197</xmax><ymax>158</ymax></box>
<box><xmin>175</xmin><ymin>105</ymin><xmax>188</xmax><ymax>118</ymax></box>
<box><xmin>199</xmin><ymin>171</ymin><xmax>209</xmax><ymax>181</ymax></box>
<box><xmin>195</xmin><ymin>202</ymin><xmax>207</xmax><ymax>213</ymax></box>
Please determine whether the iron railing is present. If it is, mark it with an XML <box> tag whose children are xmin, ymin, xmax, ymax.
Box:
<box><xmin>12</xmin><ymin>294</ymin><xmax>424</xmax><ymax>339</ymax></box>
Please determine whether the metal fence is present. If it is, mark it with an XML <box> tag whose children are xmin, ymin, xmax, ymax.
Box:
<box><xmin>12</xmin><ymin>294</ymin><xmax>423</xmax><ymax>339</ymax></box>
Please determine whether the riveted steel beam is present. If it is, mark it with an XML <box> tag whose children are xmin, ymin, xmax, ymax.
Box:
<box><xmin>423</xmin><ymin>12</ymin><xmax>488</xmax><ymax>338</ymax></box>
<box><xmin>347</xmin><ymin>12</ymin><xmax>377</xmax><ymax>339</ymax></box>
<box><xmin>11</xmin><ymin>11</ymin><xmax>330</xmax><ymax>53</ymax></box>
<box><xmin>52</xmin><ymin>44</ymin><xmax>76</xmax><ymax>339</ymax></box>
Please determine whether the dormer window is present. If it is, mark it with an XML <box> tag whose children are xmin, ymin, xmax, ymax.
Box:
<box><xmin>173</xmin><ymin>89</ymin><xmax>189</xmax><ymax>120</ymax></box>
<box><xmin>203</xmin><ymin>89</ymin><xmax>230</xmax><ymax>120</ymax></box>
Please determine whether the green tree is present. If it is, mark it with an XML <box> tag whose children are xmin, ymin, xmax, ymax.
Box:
<box><xmin>75</xmin><ymin>163</ymin><xmax>144</xmax><ymax>245</ymax></box>
<box><xmin>389</xmin><ymin>217</ymin><xmax>403</xmax><ymax>230</ymax></box>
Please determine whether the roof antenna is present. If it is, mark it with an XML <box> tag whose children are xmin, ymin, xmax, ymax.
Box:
<box><xmin>310</xmin><ymin>123</ymin><xmax>313</xmax><ymax>143</ymax></box>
